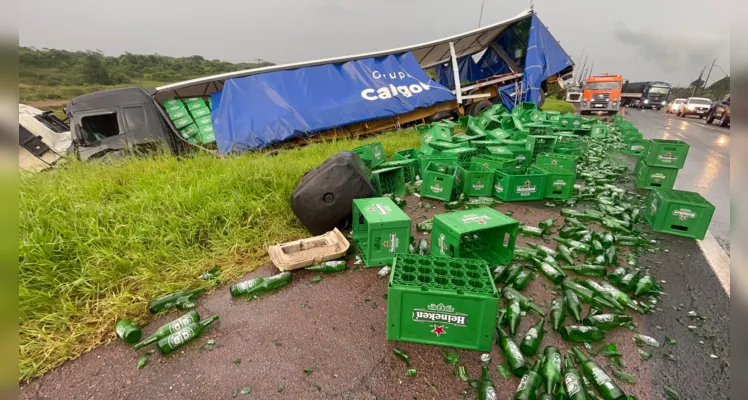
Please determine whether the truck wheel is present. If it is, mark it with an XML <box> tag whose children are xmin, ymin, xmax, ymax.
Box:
<box><xmin>719</xmin><ymin>115</ymin><xmax>729</xmax><ymax>127</ymax></box>
<box><xmin>537</xmin><ymin>91</ymin><xmax>546</xmax><ymax>108</ymax></box>
<box><xmin>468</xmin><ymin>100</ymin><xmax>493</xmax><ymax>117</ymax></box>
<box><xmin>706</xmin><ymin>112</ymin><xmax>715</xmax><ymax>124</ymax></box>
<box><xmin>424</xmin><ymin>110</ymin><xmax>452</xmax><ymax>123</ymax></box>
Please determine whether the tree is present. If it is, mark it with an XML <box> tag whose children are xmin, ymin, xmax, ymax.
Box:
<box><xmin>689</xmin><ymin>78</ymin><xmax>704</xmax><ymax>88</ymax></box>
<box><xmin>82</xmin><ymin>55</ymin><xmax>112</xmax><ymax>85</ymax></box>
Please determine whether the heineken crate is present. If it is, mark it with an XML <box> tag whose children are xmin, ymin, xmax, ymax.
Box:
<box><xmin>485</xmin><ymin>128</ymin><xmax>512</xmax><ymax>142</ymax></box>
<box><xmin>555</xmin><ymin>115</ymin><xmax>584</xmax><ymax>130</ymax></box>
<box><xmin>352</xmin><ymin>198</ymin><xmax>412</xmax><ymax>267</ymax></box>
<box><xmin>186</xmin><ymin>99</ymin><xmax>207</xmax><ymax>111</ymax></box>
<box><xmin>377</xmin><ymin>159</ymin><xmax>418</xmax><ymax>183</ymax></box>
<box><xmin>168</xmin><ymin>108</ymin><xmax>191</xmax><ymax>121</ymax></box>
<box><xmin>452</xmin><ymin>133</ymin><xmax>486</xmax><ymax>145</ymax></box>
<box><xmin>418</xmin><ymin>154</ymin><xmax>457</xmax><ymax>174</ymax></box>
<box><xmin>179</xmin><ymin>123</ymin><xmax>200</xmax><ymax>141</ymax></box>
<box><xmin>529</xmin><ymin>164</ymin><xmax>576</xmax><ymax>199</ymax></box>
<box><xmin>194</xmin><ymin>115</ymin><xmax>213</xmax><ymax>127</ymax></box>
<box><xmin>645</xmin><ymin>189</ymin><xmax>715</xmax><ymax>240</ymax></box>
<box><xmin>420</xmin><ymin>125</ymin><xmax>452</xmax><ymax>145</ymax></box>
<box><xmin>526</xmin><ymin>135</ymin><xmax>557</xmax><ymax>156</ymax></box>
<box><xmin>505</xmin><ymin>146</ymin><xmax>532</xmax><ymax>168</ymax></box>
<box><xmin>352</xmin><ymin>142</ymin><xmax>385</xmax><ymax>168</ymax></box>
<box><xmin>430</xmin><ymin>141</ymin><xmax>465</xmax><ymax>151</ymax></box>
<box><xmin>527</xmin><ymin>123</ymin><xmax>553</xmax><ymax>136</ymax></box>
<box><xmin>554</xmin><ymin>138</ymin><xmax>588</xmax><ymax>156</ymax></box>
<box><xmin>393</xmin><ymin>148</ymin><xmax>419</xmax><ymax>162</ymax></box>
<box><xmin>501</xmin><ymin>139</ymin><xmax>527</xmax><ymax>148</ymax></box>
<box><xmin>456</xmin><ymin>162</ymin><xmax>494</xmax><ymax>197</ymax></box>
<box><xmin>625</xmin><ymin>139</ymin><xmax>650</xmax><ymax>157</ymax></box>
<box><xmin>441</xmin><ymin>147</ymin><xmax>478</xmax><ymax>163</ymax></box>
<box><xmin>635</xmin><ymin>159</ymin><xmax>678</xmax><ymax>190</ymax></box>
<box><xmin>471</xmin><ymin>155</ymin><xmax>516</xmax><ymax>171</ymax></box>
<box><xmin>183</xmin><ymin>97</ymin><xmax>205</xmax><ymax>104</ymax></box>
<box><xmin>622</xmin><ymin>130</ymin><xmax>644</xmax><ymax>143</ymax></box>
<box><xmin>162</xmin><ymin>98</ymin><xmax>183</xmax><ymax>107</ymax></box>
<box><xmin>590</xmin><ymin>124</ymin><xmax>609</xmax><ymax>138</ymax></box>
<box><xmin>430</xmin><ymin>208</ymin><xmax>519</xmax><ymax>265</ymax></box>
<box><xmin>642</xmin><ymin>139</ymin><xmax>690</xmax><ymax>169</ymax></box>
<box><xmin>492</xmin><ymin>169</ymin><xmax>547</xmax><ymax>201</ymax></box>
<box><xmin>535</xmin><ymin>153</ymin><xmax>577</xmax><ymax>171</ymax></box>
<box><xmin>421</xmin><ymin>161</ymin><xmax>458</xmax><ymax>201</ymax></box>
<box><xmin>372</xmin><ymin>167</ymin><xmax>406</xmax><ymax>197</ymax></box>
<box><xmin>190</xmin><ymin>106</ymin><xmax>211</xmax><ymax>119</ymax></box>
<box><xmin>163</xmin><ymin>102</ymin><xmax>186</xmax><ymax>114</ymax></box>
<box><xmin>469</xmin><ymin>140</ymin><xmax>500</xmax><ymax>155</ymax></box>
<box><xmin>386</xmin><ymin>254</ymin><xmax>498</xmax><ymax>351</ymax></box>
<box><xmin>198</xmin><ymin>124</ymin><xmax>215</xmax><ymax>144</ymax></box>
<box><xmin>172</xmin><ymin>116</ymin><xmax>194</xmax><ymax>130</ymax></box>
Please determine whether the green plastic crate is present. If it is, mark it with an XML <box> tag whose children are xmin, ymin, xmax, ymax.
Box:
<box><xmin>186</xmin><ymin>99</ymin><xmax>207</xmax><ymax>111</ymax></box>
<box><xmin>642</xmin><ymin>139</ymin><xmax>690</xmax><ymax>169</ymax></box>
<box><xmin>635</xmin><ymin>159</ymin><xmax>678</xmax><ymax>190</ymax></box>
<box><xmin>554</xmin><ymin>138</ymin><xmax>588</xmax><ymax>156</ymax></box>
<box><xmin>526</xmin><ymin>123</ymin><xmax>553</xmax><ymax>136</ymax></box>
<box><xmin>456</xmin><ymin>162</ymin><xmax>494</xmax><ymax>197</ymax></box>
<box><xmin>421</xmin><ymin>162</ymin><xmax>458</xmax><ymax>201</ymax></box>
<box><xmin>194</xmin><ymin>115</ymin><xmax>213</xmax><ymax>127</ymax></box>
<box><xmin>469</xmin><ymin>140</ymin><xmax>500</xmax><ymax>155</ymax></box>
<box><xmin>441</xmin><ymin>147</ymin><xmax>478</xmax><ymax>163</ymax></box>
<box><xmin>386</xmin><ymin>254</ymin><xmax>498</xmax><ymax>351</ymax></box>
<box><xmin>590</xmin><ymin>124</ymin><xmax>609</xmax><ymax>138</ymax></box>
<box><xmin>485</xmin><ymin>128</ymin><xmax>512</xmax><ymax>142</ymax></box>
<box><xmin>372</xmin><ymin>167</ymin><xmax>406</xmax><ymax>197</ymax></box>
<box><xmin>622</xmin><ymin>130</ymin><xmax>644</xmax><ymax>143</ymax></box>
<box><xmin>190</xmin><ymin>106</ymin><xmax>211</xmax><ymax>119</ymax></box>
<box><xmin>352</xmin><ymin>142</ymin><xmax>386</xmax><ymax>168</ymax></box>
<box><xmin>645</xmin><ymin>189</ymin><xmax>715</xmax><ymax>240</ymax></box>
<box><xmin>452</xmin><ymin>133</ymin><xmax>486</xmax><ymax>145</ymax></box>
<box><xmin>555</xmin><ymin>115</ymin><xmax>584</xmax><ymax>130</ymax></box>
<box><xmin>420</xmin><ymin>125</ymin><xmax>452</xmax><ymax>145</ymax></box>
<box><xmin>198</xmin><ymin>124</ymin><xmax>215</xmax><ymax>144</ymax></box>
<box><xmin>501</xmin><ymin>139</ymin><xmax>527</xmax><ymax>148</ymax></box>
<box><xmin>183</xmin><ymin>97</ymin><xmax>205</xmax><ymax>104</ymax></box>
<box><xmin>534</xmin><ymin>153</ymin><xmax>578</xmax><ymax>171</ymax></box>
<box><xmin>430</xmin><ymin>208</ymin><xmax>519</xmax><ymax>265</ymax></box>
<box><xmin>163</xmin><ymin>102</ymin><xmax>186</xmax><ymax>114</ymax></box>
<box><xmin>430</xmin><ymin>141</ymin><xmax>465</xmax><ymax>151</ymax></box>
<box><xmin>172</xmin><ymin>116</ymin><xmax>194</xmax><ymax>130</ymax></box>
<box><xmin>505</xmin><ymin>146</ymin><xmax>532</xmax><ymax>168</ymax></box>
<box><xmin>493</xmin><ymin>169</ymin><xmax>547</xmax><ymax>201</ymax></box>
<box><xmin>179</xmin><ymin>123</ymin><xmax>200</xmax><ymax>140</ymax></box>
<box><xmin>394</xmin><ymin>148</ymin><xmax>419</xmax><ymax>162</ymax></box>
<box><xmin>377</xmin><ymin>159</ymin><xmax>418</xmax><ymax>183</ymax></box>
<box><xmin>352</xmin><ymin>198</ymin><xmax>412</xmax><ymax>267</ymax></box>
<box><xmin>168</xmin><ymin>108</ymin><xmax>191</xmax><ymax>121</ymax></box>
<box><xmin>529</xmin><ymin>164</ymin><xmax>576</xmax><ymax>199</ymax></box>
<box><xmin>162</xmin><ymin>98</ymin><xmax>183</xmax><ymax>107</ymax></box>
<box><xmin>625</xmin><ymin>139</ymin><xmax>650</xmax><ymax>157</ymax></box>
<box><xmin>471</xmin><ymin>156</ymin><xmax>516</xmax><ymax>171</ymax></box>
<box><xmin>418</xmin><ymin>154</ymin><xmax>457</xmax><ymax>174</ymax></box>
<box><xmin>526</xmin><ymin>135</ymin><xmax>557</xmax><ymax>156</ymax></box>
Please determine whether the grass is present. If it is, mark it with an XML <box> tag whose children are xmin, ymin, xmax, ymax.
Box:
<box><xmin>19</xmin><ymin>80</ymin><xmax>169</xmax><ymax>103</ymax></box>
<box><xmin>541</xmin><ymin>98</ymin><xmax>576</xmax><ymax>114</ymax></box>
<box><xmin>19</xmin><ymin>129</ymin><xmax>420</xmax><ymax>381</ymax></box>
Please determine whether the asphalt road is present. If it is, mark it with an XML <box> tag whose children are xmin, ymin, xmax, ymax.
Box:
<box><xmin>621</xmin><ymin>108</ymin><xmax>731</xmax><ymax>254</ymax></box>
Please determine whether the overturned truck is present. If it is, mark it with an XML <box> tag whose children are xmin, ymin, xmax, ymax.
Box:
<box><xmin>63</xmin><ymin>8</ymin><xmax>573</xmax><ymax>160</ymax></box>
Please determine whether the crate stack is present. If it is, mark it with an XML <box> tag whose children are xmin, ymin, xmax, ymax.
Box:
<box><xmin>634</xmin><ymin>139</ymin><xmax>690</xmax><ymax>191</ymax></box>
<box><xmin>161</xmin><ymin>97</ymin><xmax>216</xmax><ymax>145</ymax></box>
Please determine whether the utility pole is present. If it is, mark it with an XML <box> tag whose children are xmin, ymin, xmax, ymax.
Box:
<box><xmin>701</xmin><ymin>58</ymin><xmax>716</xmax><ymax>96</ymax></box>
<box><xmin>691</xmin><ymin>65</ymin><xmax>706</xmax><ymax>97</ymax></box>
<box><xmin>587</xmin><ymin>62</ymin><xmax>595</xmax><ymax>79</ymax></box>
<box><xmin>578</xmin><ymin>56</ymin><xmax>588</xmax><ymax>83</ymax></box>
<box><xmin>477</xmin><ymin>0</ymin><xmax>485</xmax><ymax>28</ymax></box>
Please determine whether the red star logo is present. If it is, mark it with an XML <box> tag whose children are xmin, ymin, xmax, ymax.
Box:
<box><xmin>524</xmin><ymin>180</ymin><xmax>531</xmax><ymax>187</ymax></box>
<box><xmin>483</xmin><ymin>163</ymin><xmax>489</xmax><ymax>168</ymax></box>
<box><xmin>431</xmin><ymin>325</ymin><xmax>446</xmax><ymax>337</ymax></box>
<box><xmin>478</xmin><ymin>219</ymin><xmax>486</xmax><ymax>225</ymax></box>
<box><xmin>367</xmin><ymin>207</ymin><xmax>374</xmax><ymax>212</ymax></box>
<box><xmin>383</xmin><ymin>241</ymin><xmax>389</xmax><ymax>247</ymax></box>
<box><xmin>665</xmin><ymin>152</ymin><xmax>672</xmax><ymax>157</ymax></box>
<box><xmin>434</xmin><ymin>184</ymin><xmax>440</xmax><ymax>188</ymax></box>
<box><xmin>680</xmin><ymin>215</ymin><xmax>687</xmax><ymax>221</ymax></box>
<box><xmin>551</xmin><ymin>160</ymin><xmax>558</xmax><ymax>165</ymax></box>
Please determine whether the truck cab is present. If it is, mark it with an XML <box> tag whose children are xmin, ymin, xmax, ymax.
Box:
<box><xmin>580</xmin><ymin>74</ymin><xmax>623</xmax><ymax>115</ymax></box>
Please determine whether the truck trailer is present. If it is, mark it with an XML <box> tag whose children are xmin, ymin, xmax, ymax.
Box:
<box><xmin>620</xmin><ymin>81</ymin><xmax>671</xmax><ymax>109</ymax></box>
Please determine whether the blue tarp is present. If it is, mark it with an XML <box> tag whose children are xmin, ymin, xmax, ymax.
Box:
<box><xmin>434</xmin><ymin>30</ymin><xmax>518</xmax><ymax>89</ymax></box>
<box><xmin>211</xmin><ymin>52</ymin><xmax>455</xmax><ymax>152</ymax></box>
<box><xmin>520</xmin><ymin>15</ymin><xmax>574</xmax><ymax>105</ymax></box>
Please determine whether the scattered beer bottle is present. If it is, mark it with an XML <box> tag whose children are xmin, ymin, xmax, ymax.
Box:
<box><xmin>556</xmin><ymin>244</ymin><xmax>575</xmax><ymax>265</ymax></box>
<box><xmin>416</xmin><ymin>221</ymin><xmax>433</xmax><ymax>232</ymax></box>
<box><xmin>539</xmin><ymin>218</ymin><xmax>557</xmax><ymax>234</ymax></box>
<box><xmin>512</xmin><ymin>270</ymin><xmax>534</xmax><ymax>291</ymax></box>
<box><xmin>529</xmin><ymin>243</ymin><xmax>559</xmax><ymax>258</ymax></box>
<box><xmin>521</xmin><ymin>225</ymin><xmax>545</xmax><ymax>237</ymax></box>
<box><xmin>540</xmin><ymin>262</ymin><xmax>566</xmax><ymax>284</ymax></box>
<box><xmin>478</xmin><ymin>365</ymin><xmax>498</xmax><ymax>400</ymax></box>
<box><xmin>541</xmin><ymin>346</ymin><xmax>562</xmax><ymax>394</ymax></box>
<box><xmin>157</xmin><ymin>314</ymin><xmax>219</xmax><ymax>355</ymax></box>
<box><xmin>520</xmin><ymin>318</ymin><xmax>546</xmax><ymax>357</ymax></box>
<box><xmin>583</xmin><ymin>314</ymin><xmax>632</xmax><ymax>330</ymax></box>
<box><xmin>465</xmin><ymin>197</ymin><xmax>497</xmax><ymax>209</ymax></box>
<box><xmin>502</xmin><ymin>287</ymin><xmax>546</xmax><ymax>316</ymax></box>
<box><xmin>493</xmin><ymin>265</ymin><xmax>510</xmax><ymax>284</ymax></box>
<box><xmin>230</xmin><ymin>272</ymin><xmax>292</xmax><ymax>297</ymax></box>
<box><xmin>513</xmin><ymin>359</ymin><xmax>543</xmax><ymax>400</ymax></box>
<box><xmin>557</xmin><ymin>381</ymin><xmax>568</xmax><ymax>400</ymax></box>
<box><xmin>496</xmin><ymin>325</ymin><xmax>528</xmax><ymax>377</ymax></box>
<box><xmin>559</xmin><ymin>225</ymin><xmax>582</xmax><ymax>239</ymax></box>
<box><xmin>551</xmin><ymin>298</ymin><xmax>566</xmax><ymax>332</ymax></box>
<box><xmin>148</xmin><ymin>288</ymin><xmax>205</xmax><ymax>314</ymax></box>
<box><xmin>563</xmin><ymin>354</ymin><xmax>589</xmax><ymax>400</ymax></box>
<box><xmin>417</xmin><ymin>239</ymin><xmax>429</xmax><ymax>255</ymax></box>
<box><xmin>607</xmin><ymin>268</ymin><xmax>628</xmax><ymax>286</ymax></box>
<box><xmin>601</xmin><ymin>232</ymin><xmax>615</xmax><ymax>248</ymax></box>
<box><xmin>505</xmin><ymin>265</ymin><xmax>524</xmax><ymax>285</ymax></box>
<box><xmin>603</xmin><ymin>246</ymin><xmax>618</xmax><ymax>266</ymax></box>
<box><xmin>115</xmin><ymin>319</ymin><xmax>142</xmax><ymax>344</ymax></box>
<box><xmin>507</xmin><ymin>299</ymin><xmax>522</xmax><ymax>336</ymax></box>
<box><xmin>634</xmin><ymin>274</ymin><xmax>655</xmax><ymax>297</ymax></box>
<box><xmin>134</xmin><ymin>310</ymin><xmax>200</xmax><ymax>350</ymax></box>
<box><xmin>556</xmin><ymin>238</ymin><xmax>591</xmax><ymax>254</ymax></box>
<box><xmin>305</xmin><ymin>260</ymin><xmax>347</xmax><ymax>272</ymax></box>
<box><xmin>571</xmin><ymin>346</ymin><xmax>627</xmax><ymax>400</ymax></box>
<box><xmin>538</xmin><ymin>393</ymin><xmax>554</xmax><ymax>400</ymax></box>
<box><xmin>618</xmin><ymin>269</ymin><xmax>641</xmax><ymax>292</ymax></box>
<box><xmin>591</xmin><ymin>240</ymin><xmax>604</xmax><ymax>255</ymax></box>
<box><xmin>599</xmin><ymin>281</ymin><xmax>639</xmax><ymax>312</ymax></box>
<box><xmin>565</xmin><ymin>290</ymin><xmax>582</xmax><ymax>323</ymax></box>
<box><xmin>561</xmin><ymin>280</ymin><xmax>595</xmax><ymax>303</ymax></box>
<box><xmin>562</xmin><ymin>264</ymin><xmax>607</xmax><ymax>277</ymax></box>
<box><xmin>585</xmin><ymin>280</ymin><xmax>624</xmax><ymax>312</ymax></box>
<box><xmin>560</xmin><ymin>326</ymin><xmax>605</xmax><ymax>342</ymax></box>
<box><xmin>445</xmin><ymin>200</ymin><xmax>464</xmax><ymax>210</ymax></box>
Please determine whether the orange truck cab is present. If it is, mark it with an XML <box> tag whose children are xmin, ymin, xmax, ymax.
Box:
<box><xmin>580</xmin><ymin>74</ymin><xmax>624</xmax><ymax>115</ymax></box>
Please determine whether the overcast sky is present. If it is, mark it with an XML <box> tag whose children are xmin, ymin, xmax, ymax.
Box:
<box><xmin>18</xmin><ymin>0</ymin><xmax>730</xmax><ymax>86</ymax></box>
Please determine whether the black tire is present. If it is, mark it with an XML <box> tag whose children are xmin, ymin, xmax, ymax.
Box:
<box><xmin>468</xmin><ymin>100</ymin><xmax>493</xmax><ymax>117</ymax></box>
<box><xmin>706</xmin><ymin>111</ymin><xmax>715</xmax><ymax>124</ymax></box>
<box><xmin>580</xmin><ymin>110</ymin><xmax>589</xmax><ymax>116</ymax></box>
<box><xmin>719</xmin><ymin>114</ymin><xmax>730</xmax><ymax>127</ymax></box>
<box><xmin>537</xmin><ymin>91</ymin><xmax>547</xmax><ymax>109</ymax></box>
<box><xmin>424</xmin><ymin>110</ymin><xmax>452</xmax><ymax>124</ymax></box>
<box><xmin>656</xmin><ymin>107</ymin><xmax>662</xmax><ymax>111</ymax></box>
<box><xmin>699</xmin><ymin>115</ymin><xmax>704</xmax><ymax>119</ymax></box>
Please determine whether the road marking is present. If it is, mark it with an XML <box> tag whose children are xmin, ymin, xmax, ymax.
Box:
<box><xmin>696</xmin><ymin>230</ymin><xmax>730</xmax><ymax>296</ymax></box>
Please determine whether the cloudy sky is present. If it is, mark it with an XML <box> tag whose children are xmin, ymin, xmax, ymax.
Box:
<box><xmin>19</xmin><ymin>0</ymin><xmax>730</xmax><ymax>86</ymax></box>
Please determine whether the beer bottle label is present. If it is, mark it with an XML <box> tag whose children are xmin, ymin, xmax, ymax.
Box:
<box><xmin>236</xmin><ymin>278</ymin><xmax>260</xmax><ymax>292</ymax></box>
<box><xmin>168</xmin><ymin>328</ymin><xmax>194</xmax><ymax>348</ymax></box>
<box><xmin>552</xmin><ymin>353</ymin><xmax>562</xmax><ymax>372</ymax></box>
<box><xmin>564</xmin><ymin>373</ymin><xmax>581</xmax><ymax>396</ymax></box>
<box><xmin>115</xmin><ymin>325</ymin><xmax>125</xmax><ymax>337</ymax></box>
<box><xmin>516</xmin><ymin>375</ymin><xmax>530</xmax><ymax>392</ymax></box>
<box><xmin>169</xmin><ymin>316</ymin><xmax>193</xmax><ymax>333</ymax></box>
<box><xmin>524</xmin><ymin>327</ymin><xmax>538</xmax><ymax>341</ymax></box>
<box><xmin>485</xmin><ymin>387</ymin><xmax>497</xmax><ymax>400</ymax></box>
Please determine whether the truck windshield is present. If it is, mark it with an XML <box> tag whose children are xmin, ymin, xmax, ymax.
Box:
<box><xmin>585</xmin><ymin>82</ymin><xmax>621</xmax><ymax>90</ymax></box>
<box><xmin>649</xmin><ymin>87</ymin><xmax>670</xmax><ymax>94</ymax></box>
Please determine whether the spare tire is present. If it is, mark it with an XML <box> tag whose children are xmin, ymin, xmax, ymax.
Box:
<box><xmin>424</xmin><ymin>110</ymin><xmax>452</xmax><ymax>123</ymax></box>
<box><xmin>469</xmin><ymin>100</ymin><xmax>493</xmax><ymax>117</ymax></box>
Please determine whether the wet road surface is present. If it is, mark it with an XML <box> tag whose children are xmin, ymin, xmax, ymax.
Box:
<box><xmin>621</xmin><ymin>108</ymin><xmax>731</xmax><ymax>254</ymax></box>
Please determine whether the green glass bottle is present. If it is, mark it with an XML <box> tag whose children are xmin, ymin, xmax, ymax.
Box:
<box><xmin>134</xmin><ymin>310</ymin><xmax>200</xmax><ymax>350</ymax></box>
<box><xmin>505</xmin><ymin>265</ymin><xmax>524</xmax><ymax>285</ymax></box>
<box><xmin>562</xmin><ymin>354</ymin><xmax>589</xmax><ymax>400</ymax></box>
<box><xmin>493</xmin><ymin>265</ymin><xmax>510</xmax><ymax>284</ymax></box>
<box><xmin>556</xmin><ymin>383</ymin><xmax>568</xmax><ymax>400</ymax></box>
<box><xmin>513</xmin><ymin>359</ymin><xmax>543</xmax><ymax>400</ymax></box>
<box><xmin>528</xmin><ymin>243</ymin><xmax>558</xmax><ymax>258</ymax></box>
<box><xmin>565</xmin><ymin>290</ymin><xmax>582</xmax><ymax>323</ymax></box>
<box><xmin>603</xmin><ymin>246</ymin><xmax>618</xmax><ymax>266</ymax></box>
<box><xmin>521</xmin><ymin>225</ymin><xmax>545</xmax><ymax>237</ymax></box>
<box><xmin>539</xmin><ymin>218</ymin><xmax>557</xmax><ymax>233</ymax></box>
<box><xmin>556</xmin><ymin>238</ymin><xmax>591</xmax><ymax>254</ymax></box>
<box><xmin>502</xmin><ymin>287</ymin><xmax>546</xmax><ymax>316</ymax></box>
<box><xmin>305</xmin><ymin>260</ymin><xmax>347</xmax><ymax>272</ymax></box>
<box><xmin>582</xmin><ymin>314</ymin><xmax>632</xmax><ymax>330</ymax></box>
<box><xmin>418</xmin><ymin>238</ymin><xmax>429</xmax><ymax>255</ymax></box>
<box><xmin>539</xmin><ymin>393</ymin><xmax>554</xmax><ymax>400</ymax></box>
<box><xmin>540</xmin><ymin>262</ymin><xmax>566</xmax><ymax>284</ymax></box>
<box><xmin>561</xmin><ymin>280</ymin><xmax>594</xmax><ymax>303</ymax></box>
<box><xmin>465</xmin><ymin>197</ymin><xmax>497</xmax><ymax>209</ymax></box>
<box><xmin>601</xmin><ymin>232</ymin><xmax>614</xmax><ymax>248</ymax></box>
<box><xmin>445</xmin><ymin>200</ymin><xmax>464</xmax><ymax>210</ymax></box>
<box><xmin>496</xmin><ymin>325</ymin><xmax>528</xmax><ymax>376</ymax></box>
<box><xmin>599</xmin><ymin>281</ymin><xmax>639</xmax><ymax>312</ymax></box>
<box><xmin>571</xmin><ymin>347</ymin><xmax>627</xmax><ymax>400</ymax></box>
<box><xmin>148</xmin><ymin>287</ymin><xmax>205</xmax><ymax>314</ymax></box>
<box><xmin>562</xmin><ymin>264</ymin><xmax>607</xmax><ymax>277</ymax></box>
<box><xmin>550</xmin><ymin>298</ymin><xmax>566</xmax><ymax>332</ymax></box>
<box><xmin>157</xmin><ymin>314</ymin><xmax>219</xmax><ymax>355</ymax></box>
<box><xmin>416</xmin><ymin>221</ymin><xmax>433</xmax><ymax>232</ymax></box>
<box><xmin>478</xmin><ymin>365</ymin><xmax>498</xmax><ymax>400</ymax></box>
<box><xmin>512</xmin><ymin>270</ymin><xmax>534</xmax><ymax>291</ymax></box>
<box><xmin>541</xmin><ymin>346</ymin><xmax>562</xmax><ymax>394</ymax></box>
<box><xmin>520</xmin><ymin>318</ymin><xmax>545</xmax><ymax>356</ymax></box>
<box><xmin>115</xmin><ymin>319</ymin><xmax>142</xmax><ymax>344</ymax></box>
<box><xmin>607</xmin><ymin>268</ymin><xmax>628</xmax><ymax>286</ymax></box>
<box><xmin>230</xmin><ymin>272</ymin><xmax>292</xmax><ymax>297</ymax></box>
<box><xmin>564</xmin><ymin>217</ymin><xmax>586</xmax><ymax>228</ymax></box>
<box><xmin>507</xmin><ymin>298</ymin><xmax>522</xmax><ymax>336</ymax></box>
<box><xmin>560</xmin><ymin>326</ymin><xmax>605</xmax><ymax>342</ymax></box>
<box><xmin>618</xmin><ymin>269</ymin><xmax>640</xmax><ymax>292</ymax></box>
<box><xmin>634</xmin><ymin>274</ymin><xmax>655</xmax><ymax>297</ymax></box>
<box><xmin>559</xmin><ymin>226</ymin><xmax>582</xmax><ymax>239</ymax></box>
<box><xmin>591</xmin><ymin>240</ymin><xmax>604</xmax><ymax>255</ymax></box>
<box><xmin>584</xmin><ymin>280</ymin><xmax>624</xmax><ymax>312</ymax></box>
<box><xmin>556</xmin><ymin>245</ymin><xmax>575</xmax><ymax>265</ymax></box>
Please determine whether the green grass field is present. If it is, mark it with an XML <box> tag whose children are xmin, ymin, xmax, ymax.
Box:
<box><xmin>541</xmin><ymin>98</ymin><xmax>576</xmax><ymax>114</ymax></box>
<box><xmin>20</xmin><ymin>81</ymin><xmax>169</xmax><ymax>103</ymax></box>
<box><xmin>19</xmin><ymin>130</ymin><xmax>420</xmax><ymax>381</ymax></box>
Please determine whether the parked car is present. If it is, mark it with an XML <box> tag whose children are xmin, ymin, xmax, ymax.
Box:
<box><xmin>677</xmin><ymin>97</ymin><xmax>712</xmax><ymax>118</ymax></box>
<box><xmin>666</xmin><ymin>98</ymin><xmax>686</xmax><ymax>114</ymax></box>
<box><xmin>706</xmin><ymin>94</ymin><xmax>730</xmax><ymax>127</ymax></box>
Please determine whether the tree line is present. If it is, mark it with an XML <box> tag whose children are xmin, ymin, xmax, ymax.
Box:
<box><xmin>20</xmin><ymin>46</ymin><xmax>274</xmax><ymax>86</ymax></box>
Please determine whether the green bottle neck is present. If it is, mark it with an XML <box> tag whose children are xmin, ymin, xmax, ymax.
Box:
<box><xmin>199</xmin><ymin>315</ymin><xmax>219</xmax><ymax>327</ymax></box>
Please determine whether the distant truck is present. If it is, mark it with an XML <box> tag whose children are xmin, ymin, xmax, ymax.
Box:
<box><xmin>580</xmin><ymin>74</ymin><xmax>623</xmax><ymax>115</ymax></box>
<box><xmin>620</xmin><ymin>81</ymin><xmax>671</xmax><ymax>110</ymax></box>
